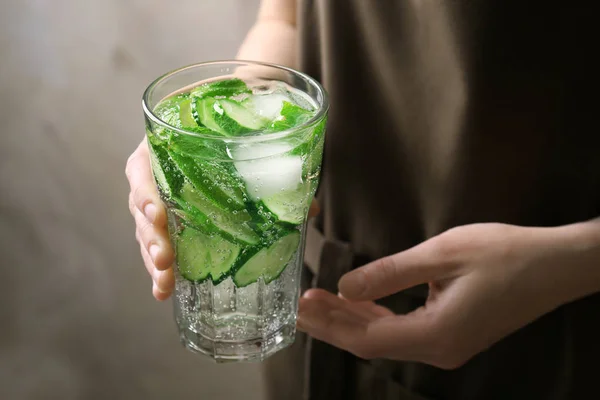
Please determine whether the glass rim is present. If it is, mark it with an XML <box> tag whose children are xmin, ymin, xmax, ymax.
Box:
<box><xmin>142</xmin><ymin>60</ymin><xmax>329</xmax><ymax>143</ymax></box>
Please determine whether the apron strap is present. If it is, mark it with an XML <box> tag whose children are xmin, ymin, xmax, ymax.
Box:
<box><xmin>303</xmin><ymin>218</ymin><xmax>355</xmax><ymax>400</ymax></box>
<box><xmin>304</xmin><ymin>218</ymin><xmax>355</xmax><ymax>292</ymax></box>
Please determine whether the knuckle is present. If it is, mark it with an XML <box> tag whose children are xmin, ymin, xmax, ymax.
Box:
<box><xmin>139</xmin><ymin>220</ymin><xmax>154</xmax><ymax>238</ymax></box>
<box><xmin>146</xmin><ymin>262</ymin><xmax>157</xmax><ymax>277</ymax></box>
<box><xmin>430</xmin><ymin>231</ymin><xmax>462</xmax><ymax>261</ymax></box>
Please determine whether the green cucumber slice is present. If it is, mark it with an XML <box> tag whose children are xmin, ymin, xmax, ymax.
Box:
<box><xmin>190</xmin><ymin>78</ymin><xmax>251</xmax><ymax>99</ymax></box>
<box><xmin>153</xmin><ymin>94</ymin><xmax>189</xmax><ymax>128</ymax></box>
<box><xmin>195</xmin><ymin>98</ymin><xmax>269</xmax><ymax>136</ymax></box>
<box><xmin>193</xmin><ymin>98</ymin><xmax>223</xmax><ymax>133</ymax></box>
<box><xmin>233</xmin><ymin>230</ymin><xmax>301</xmax><ymax>287</ymax></box>
<box><xmin>220</xmin><ymin>99</ymin><xmax>269</xmax><ymax>131</ymax></box>
<box><xmin>179</xmin><ymin>98</ymin><xmax>197</xmax><ymax>128</ymax></box>
<box><xmin>261</xmin><ymin>181</ymin><xmax>312</xmax><ymax>225</ymax></box>
<box><xmin>176</xmin><ymin>226</ymin><xmax>241</xmax><ymax>283</ymax></box>
<box><xmin>178</xmin><ymin>183</ymin><xmax>259</xmax><ymax>246</ymax></box>
<box><xmin>147</xmin><ymin>137</ymin><xmax>183</xmax><ymax>198</ymax></box>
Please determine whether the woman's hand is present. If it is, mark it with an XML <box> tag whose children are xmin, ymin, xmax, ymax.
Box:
<box><xmin>125</xmin><ymin>139</ymin><xmax>174</xmax><ymax>300</ymax></box>
<box><xmin>297</xmin><ymin>221</ymin><xmax>600</xmax><ymax>368</ymax></box>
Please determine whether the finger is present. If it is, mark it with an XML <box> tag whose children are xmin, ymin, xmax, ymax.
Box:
<box><xmin>308</xmin><ymin>200</ymin><xmax>320</xmax><ymax>218</ymax></box>
<box><xmin>297</xmin><ymin>297</ymin><xmax>369</xmax><ymax>348</ymax></box>
<box><xmin>302</xmin><ymin>290</ymin><xmax>374</xmax><ymax>323</ymax></box>
<box><xmin>153</xmin><ymin>281</ymin><xmax>172</xmax><ymax>301</ymax></box>
<box><xmin>134</xmin><ymin>208</ymin><xmax>174</xmax><ymax>271</ymax></box>
<box><xmin>299</xmin><ymin>295</ymin><xmax>436</xmax><ymax>361</ymax></box>
<box><xmin>139</xmin><ymin>240</ymin><xmax>157</xmax><ymax>278</ymax></box>
<box><xmin>140</xmin><ymin>241</ymin><xmax>174</xmax><ymax>299</ymax></box>
<box><xmin>128</xmin><ymin>192</ymin><xmax>136</xmax><ymax>218</ymax></box>
<box><xmin>304</xmin><ymin>289</ymin><xmax>393</xmax><ymax>320</ymax></box>
<box><xmin>125</xmin><ymin>139</ymin><xmax>167</xmax><ymax>227</ymax></box>
<box><xmin>342</xmin><ymin>297</ymin><xmax>394</xmax><ymax>319</ymax></box>
<box><xmin>364</xmin><ymin>308</ymin><xmax>438</xmax><ymax>362</ymax></box>
<box><xmin>338</xmin><ymin>241</ymin><xmax>456</xmax><ymax>301</ymax></box>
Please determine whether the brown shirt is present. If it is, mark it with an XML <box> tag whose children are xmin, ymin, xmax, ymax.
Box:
<box><xmin>263</xmin><ymin>1</ymin><xmax>600</xmax><ymax>399</ymax></box>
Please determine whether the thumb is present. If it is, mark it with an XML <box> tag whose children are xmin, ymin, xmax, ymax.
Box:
<box><xmin>339</xmin><ymin>240</ymin><xmax>454</xmax><ymax>301</ymax></box>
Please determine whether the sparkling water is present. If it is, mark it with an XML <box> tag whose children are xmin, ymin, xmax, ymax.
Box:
<box><xmin>146</xmin><ymin>76</ymin><xmax>326</xmax><ymax>361</ymax></box>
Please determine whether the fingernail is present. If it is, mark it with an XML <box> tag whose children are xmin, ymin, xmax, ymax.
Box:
<box><xmin>153</xmin><ymin>281</ymin><xmax>167</xmax><ymax>295</ymax></box>
<box><xmin>144</xmin><ymin>203</ymin><xmax>157</xmax><ymax>223</ymax></box>
<box><xmin>149</xmin><ymin>244</ymin><xmax>160</xmax><ymax>263</ymax></box>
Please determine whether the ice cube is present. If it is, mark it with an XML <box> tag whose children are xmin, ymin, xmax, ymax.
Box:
<box><xmin>250</xmin><ymin>93</ymin><xmax>293</xmax><ymax>120</ymax></box>
<box><xmin>233</xmin><ymin>145</ymin><xmax>302</xmax><ymax>201</ymax></box>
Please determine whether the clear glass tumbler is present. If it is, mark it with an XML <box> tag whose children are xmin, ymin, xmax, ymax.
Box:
<box><xmin>142</xmin><ymin>61</ymin><xmax>328</xmax><ymax>362</ymax></box>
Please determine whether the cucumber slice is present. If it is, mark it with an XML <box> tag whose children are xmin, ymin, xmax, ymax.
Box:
<box><xmin>147</xmin><ymin>137</ymin><xmax>184</xmax><ymax>198</ymax></box>
<box><xmin>154</xmin><ymin>94</ymin><xmax>189</xmax><ymax>128</ymax></box>
<box><xmin>179</xmin><ymin>183</ymin><xmax>259</xmax><ymax>246</ymax></box>
<box><xmin>176</xmin><ymin>226</ymin><xmax>241</xmax><ymax>283</ymax></box>
<box><xmin>195</xmin><ymin>98</ymin><xmax>269</xmax><ymax>136</ymax></box>
<box><xmin>261</xmin><ymin>181</ymin><xmax>312</xmax><ymax>225</ymax></box>
<box><xmin>168</xmin><ymin>149</ymin><xmax>246</xmax><ymax>209</ymax></box>
<box><xmin>233</xmin><ymin>231</ymin><xmax>301</xmax><ymax>287</ymax></box>
<box><xmin>190</xmin><ymin>78</ymin><xmax>251</xmax><ymax>99</ymax></box>
<box><xmin>194</xmin><ymin>98</ymin><xmax>224</xmax><ymax>133</ymax></box>
<box><xmin>220</xmin><ymin>99</ymin><xmax>269</xmax><ymax>131</ymax></box>
<box><xmin>178</xmin><ymin>98</ymin><xmax>197</xmax><ymax>128</ymax></box>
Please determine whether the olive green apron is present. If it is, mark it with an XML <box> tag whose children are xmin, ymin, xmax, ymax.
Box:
<box><xmin>264</xmin><ymin>1</ymin><xmax>600</xmax><ymax>399</ymax></box>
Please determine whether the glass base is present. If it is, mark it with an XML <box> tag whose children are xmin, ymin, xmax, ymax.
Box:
<box><xmin>178</xmin><ymin>323</ymin><xmax>296</xmax><ymax>363</ymax></box>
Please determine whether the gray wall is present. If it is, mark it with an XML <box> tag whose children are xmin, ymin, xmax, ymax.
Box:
<box><xmin>0</xmin><ymin>1</ymin><xmax>265</xmax><ymax>399</ymax></box>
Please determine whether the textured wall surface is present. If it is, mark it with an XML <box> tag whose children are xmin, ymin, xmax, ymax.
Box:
<box><xmin>0</xmin><ymin>1</ymin><xmax>265</xmax><ymax>399</ymax></box>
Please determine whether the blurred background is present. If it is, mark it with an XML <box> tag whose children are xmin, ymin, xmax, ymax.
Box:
<box><xmin>0</xmin><ymin>0</ymin><xmax>266</xmax><ymax>399</ymax></box>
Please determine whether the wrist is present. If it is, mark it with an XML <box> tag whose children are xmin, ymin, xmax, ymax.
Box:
<box><xmin>532</xmin><ymin>218</ymin><xmax>600</xmax><ymax>307</ymax></box>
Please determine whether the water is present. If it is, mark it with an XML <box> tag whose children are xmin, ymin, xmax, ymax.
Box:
<box><xmin>147</xmin><ymin>76</ymin><xmax>325</xmax><ymax>361</ymax></box>
<box><xmin>173</xmin><ymin>230</ymin><xmax>304</xmax><ymax>361</ymax></box>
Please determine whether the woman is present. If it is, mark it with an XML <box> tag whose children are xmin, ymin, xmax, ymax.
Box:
<box><xmin>126</xmin><ymin>1</ymin><xmax>600</xmax><ymax>398</ymax></box>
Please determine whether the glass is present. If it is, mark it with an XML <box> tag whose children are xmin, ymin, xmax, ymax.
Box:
<box><xmin>142</xmin><ymin>61</ymin><xmax>328</xmax><ymax>362</ymax></box>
